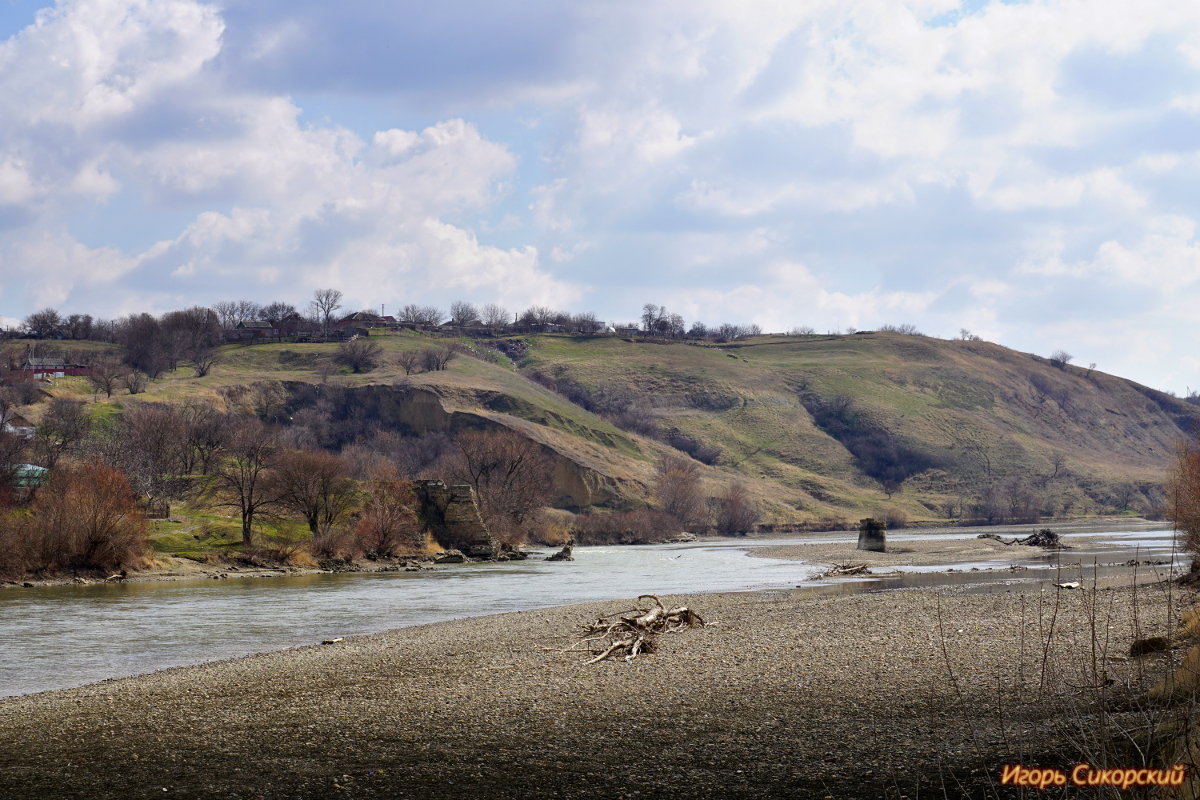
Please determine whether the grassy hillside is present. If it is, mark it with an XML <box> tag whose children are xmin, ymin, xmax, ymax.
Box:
<box><xmin>29</xmin><ymin>329</ymin><xmax>1200</xmax><ymax>526</ymax></box>
<box><xmin>520</xmin><ymin>332</ymin><xmax>1198</xmax><ymax>522</ymax></box>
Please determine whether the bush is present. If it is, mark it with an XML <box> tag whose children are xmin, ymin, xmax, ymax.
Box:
<box><xmin>1170</xmin><ymin>435</ymin><xmax>1200</xmax><ymax>554</ymax></box>
<box><xmin>419</xmin><ymin>345</ymin><xmax>456</xmax><ymax>372</ymax></box>
<box><xmin>353</xmin><ymin>474</ymin><xmax>424</xmax><ymax>557</ymax></box>
<box><xmin>24</xmin><ymin>461</ymin><xmax>148</xmax><ymax>574</ymax></box>
<box><xmin>571</xmin><ymin>509</ymin><xmax>680</xmax><ymax>545</ymax></box>
<box><xmin>874</xmin><ymin>507</ymin><xmax>908</xmax><ymax>530</ymax></box>
<box><xmin>334</xmin><ymin>337</ymin><xmax>383</xmax><ymax>373</ymax></box>
<box><xmin>714</xmin><ymin>483</ymin><xmax>761</xmax><ymax>535</ymax></box>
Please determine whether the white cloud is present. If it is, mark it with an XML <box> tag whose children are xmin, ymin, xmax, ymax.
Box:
<box><xmin>2</xmin><ymin>228</ymin><xmax>135</xmax><ymax>308</ymax></box>
<box><xmin>0</xmin><ymin>0</ymin><xmax>574</xmax><ymax>316</ymax></box>
<box><xmin>2</xmin><ymin>0</ymin><xmax>1200</xmax><ymax>393</ymax></box>
<box><xmin>663</xmin><ymin>260</ymin><xmax>940</xmax><ymax>333</ymax></box>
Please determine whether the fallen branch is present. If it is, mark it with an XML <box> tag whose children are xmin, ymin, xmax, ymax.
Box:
<box><xmin>563</xmin><ymin>595</ymin><xmax>707</xmax><ymax>664</ymax></box>
<box><xmin>817</xmin><ymin>562</ymin><xmax>872</xmax><ymax>578</ymax></box>
<box><xmin>976</xmin><ymin>528</ymin><xmax>1066</xmax><ymax>548</ymax></box>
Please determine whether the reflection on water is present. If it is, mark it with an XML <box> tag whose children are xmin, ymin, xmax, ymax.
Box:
<box><xmin>0</xmin><ymin>525</ymin><xmax>1180</xmax><ymax>698</ymax></box>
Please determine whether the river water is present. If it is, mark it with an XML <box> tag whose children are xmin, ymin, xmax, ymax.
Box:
<box><xmin>0</xmin><ymin>524</ymin><xmax>1180</xmax><ymax>698</ymax></box>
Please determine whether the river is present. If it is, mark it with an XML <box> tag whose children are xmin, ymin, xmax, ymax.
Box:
<box><xmin>0</xmin><ymin>523</ymin><xmax>1180</xmax><ymax>698</ymax></box>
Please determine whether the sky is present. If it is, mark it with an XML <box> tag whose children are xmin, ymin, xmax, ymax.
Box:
<box><xmin>0</xmin><ymin>0</ymin><xmax>1199</xmax><ymax>393</ymax></box>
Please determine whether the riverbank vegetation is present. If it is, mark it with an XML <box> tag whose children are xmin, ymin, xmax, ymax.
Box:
<box><xmin>3</xmin><ymin>289</ymin><xmax>1199</xmax><ymax>578</ymax></box>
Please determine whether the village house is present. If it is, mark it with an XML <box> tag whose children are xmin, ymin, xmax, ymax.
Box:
<box><xmin>335</xmin><ymin>311</ymin><xmax>392</xmax><ymax>329</ymax></box>
<box><xmin>1</xmin><ymin>411</ymin><xmax>35</xmax><ymax>439</ymax></box>
<box><xmin>16</xmin><ymin>356</ymin><xmax>91</xmax><ymax>380</ymax></box>
<box><xmin>226</xmin><ymin>320</ymin><xmax>279</xmax><ymax>341</ymax></box>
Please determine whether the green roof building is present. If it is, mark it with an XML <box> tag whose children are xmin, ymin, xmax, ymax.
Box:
<box><xmin>13</xmin><ymin>464</ymin><xmax>48</xmax><ymax>488</ymax></box>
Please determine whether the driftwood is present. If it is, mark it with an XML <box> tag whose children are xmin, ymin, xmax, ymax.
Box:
<box><xmin>976</xmin><ymin>528</ymin><xmax>1065</xmax><ymax>548</ymax></box>
<box><xmin>549</xmin><ymin>595</ymin><xmax>706</xmax><ymax>664</ymax></box>
<box><xmin>817</xmin><ymin>562</ymin><xmax>872</xmax><ymax>578</ymax></box>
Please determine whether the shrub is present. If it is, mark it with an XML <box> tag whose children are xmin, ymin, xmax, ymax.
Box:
<box><xmin>571</xmin><ymin>509</ymin><xmax>680</xmax><ymax>545</ymax></box>
<box><xmin>714</xmin><ymin>483</ymin><xmax>761</xmax><ymax>535</ymax></box>
<box><xmin>654</xmin><ymin>455</ymin><xmax>707</xmax><ymax>530</ymax></box>
<box><xmin>26</xmin><ymin>461</ymin><xmax>148</xmax><ymax>573</ymax></box>
<box><xmin>874</xmin><ymin>507</ymin><xmax>908</xmax><ymax>530</ymax></box>
<box><xmin>1170</xmin><ymin>435</ymin><xmax>1200</xmax><ymax>554</ymax></box>
<box><xmin>419</xmin><ymin>345</ymin><xmax>456</xmax><ymax>372</ymax></box>
<box><xmin>353</xmin><ymin>473</ymin><xmax>424</xmax><ymax>557</ymax></box>
<box><xmin>334</xmin><ymin>337</ymin><xmax>383</xmax><ymax>373</ymax></box>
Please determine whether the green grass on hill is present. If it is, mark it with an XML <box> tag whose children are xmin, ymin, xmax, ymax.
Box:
<box><xmin>26</xmin><ymin>329</ymin><xmax>1197</xmax><ymax>527</ymax></box>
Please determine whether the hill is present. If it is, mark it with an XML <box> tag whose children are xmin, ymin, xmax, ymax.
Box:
<box><xmin>28</xmin><ymin>330</ymin><xmax>1200</xmax><ymax>527</ymax></box>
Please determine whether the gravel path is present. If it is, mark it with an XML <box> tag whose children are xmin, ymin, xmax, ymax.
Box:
<box><xmin>0</xmin><ymin>581</ymin><xmax>1188</xmax><ymax>799</ymax></box>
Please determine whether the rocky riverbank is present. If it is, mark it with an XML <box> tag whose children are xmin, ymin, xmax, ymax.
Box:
<box><xmin>0</xmin><ymin>578</ymin><xmax>1190</xmax><ymax>799</ymax></box>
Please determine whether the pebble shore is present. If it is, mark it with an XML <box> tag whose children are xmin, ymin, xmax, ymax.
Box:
<box><xmin>0</xmin><ymin>575</ymin><xmax>1188</xmax><ymax>799</ymax></box>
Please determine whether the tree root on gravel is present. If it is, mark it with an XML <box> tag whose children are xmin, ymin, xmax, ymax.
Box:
<box><xmin>547</xmin><ymin>595</ymin><xmax>707</xmax><ymax>664</ymax></box>
<box><xmin>976</xmin><ymin>528</ymin><xmax>1065</xmax><ymax>548</ymax></box>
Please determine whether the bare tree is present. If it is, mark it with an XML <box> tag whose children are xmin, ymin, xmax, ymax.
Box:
<box><xmin>213</xmin><ymin>301</ymin><xmax>239</xmax><ymax>330</ymax></box>
<box><xmin>0</xmin><ymin>388</ymin><xmax>20</xmax><ymax>430</ymax></box>
<box><xmin>309</xmin><ymin>288</ymin><xmax>344</xmax><ymax>337</ymax></box>
<box><xmin>354</xmin><ymin>467</ymin><xmax>424</xmax><ymax>556</ymax></box>
<box><xmin>449</xmin><ymin>301</ymin><xmax>480</xmax><ymax>327</ymax></box>
<box><xmin>571</xmin><ymin>312</ymin><xmax>604</xmax><ymax>334</ymax></box>
<box><xmin>420</xmin><ymin>345</ymin><xmax>456</xmax><ymax>372</ymax></box>
<box><xmin>641</xmin><ymin>304</ymin><xmax>666</xmax><ymax>333</ymax></box>
<box><xmin>334</xmin><ymin>337</ymin><xmax>384</xmax><ymax>373</ymax></box>
<box><xmin>1049</xmin><ymin>350</ymin><xmax>1073</xmax><ymax>369</ymax></box>
<box><xmin>517</xmin><ymin>306</ymin><xmax>559</xmax><ymax>327</ymax></box>
<box><xmin>654</xmin><ymin>455</ymin><xmax>706</xmax><ymax>529</ymax></box>
<box><xmin>879</xmin><ymin>323</ymin><xmax>922</xmax><ymax>335</ymax></box>
<box><xmin>122</xmin><ymin>370</ymin><xmax>148</xmax><ymax>394</ymax></box>
<box><xmin>114</xmin><ymin>313</ymin><xmax>169</xmax><ymax>377</ymax></box>
<box><xmin>398</xmin><ymin>304</ymin><xmax>443</xmax><ymax>326</ymax></box>
<box><xmin>716</xmin><ymin>323</ymin><xmax>759</xmax><ymax>341</ymax></box>
<box><xmin>443</xmin><ymin>429</ymin><xmax>554</xmax><ymax>543</ymax></box>
<box><xmin>0</xmin><ymin>429</ymin><xmax>23</xmax><ymax>506</ymax></box>
<box><xmin>1170</xmin><ymin>435</ymin><xmax>1200</xmax><ymax>554</ymax></box>
<box><xmin>33</xmin><ymin>398</ymin><xmax>91</xmax><ymax>468</ymax></box>
<box><xmin>190</xmin><ymin>345</ymin><xmax>220</xmax><ymax>377</ymax></box>
<box><xmin>396</xmin><ymin>350</ymin><xmax>424</xmax><ymax>375</ymax></box>
<box><xmin>24</xmin><ymin>308</ymin><xmax>63</xmax><ymax>339</ymax></box>
<box><xmin>480</xmin><ymin>303</ymin><xmax>510</xmax><ymax>328</ymax></box>
<box><xmin>273</xmin><ymin>450</ymin><xmax>358</xmax><ymax>536</ymax></box>
<box><xmin>180</xmin><ymin>401</ymin><xmax>227</xmax><ymax>475</ymax></box>
<box><xmin>208</xmin><ymin>419</ymin><xmax>281</xmax><ymax>547</ymax></box>
<box><xmin>87</xmin><ymin>356</ymin><xmax>125</xmax><ymax>398</ymax></box>
<box><xmin>261</xmin><ymin>301</ymin><xmax>298</xmax><ymax>329</ymax></box>
<box><xmin>235</xmin><ymin>300</ymin><xmax>262</xmax><ymax>324</ymax></box>
<box><xmin>102</xmin><ymin>403</ymin><xmax>188</xmax><ymax>503</ymax></box>
<box><xmin>713</xmin><ymin>482</ymin><xmax>760</xmax><ymax>535</ymax></box>
<box><xmin>65</xmin><ymin>314</ymin><xmax>93</xmax><ymax>340</ymax></box>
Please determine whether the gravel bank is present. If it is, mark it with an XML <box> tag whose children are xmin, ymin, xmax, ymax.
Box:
<box><xmin>0</xmin><ymin>581</ymin><xmax>1188</xmax><ymax>799</ymax></box>
<box><xmin>754</xmin><ymin>533</ymin><xmax>1023</xmax><ymax>568</ymax></box>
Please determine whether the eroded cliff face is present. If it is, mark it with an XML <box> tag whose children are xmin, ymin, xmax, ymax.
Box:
<box><xmin>280</xmin><ymin>382</ymin><xmax>640</xmax><ymax>510</ymax></box>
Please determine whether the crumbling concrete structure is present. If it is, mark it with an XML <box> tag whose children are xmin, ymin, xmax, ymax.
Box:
<box><xmin>857</xmin><ymin>518</ymin><xmax>887</xmax><ymax>553</ymax></box>
<box><xmin>414</xmin><ymin>481</ymin><xmax>496</xmax><ymax>559</ymax></box>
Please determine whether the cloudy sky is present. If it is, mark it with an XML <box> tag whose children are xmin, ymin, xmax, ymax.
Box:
<box><xmin>0</xmin><ymin>0</ymin><xmax>1198</xmax><ymax>393</ymax></box>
